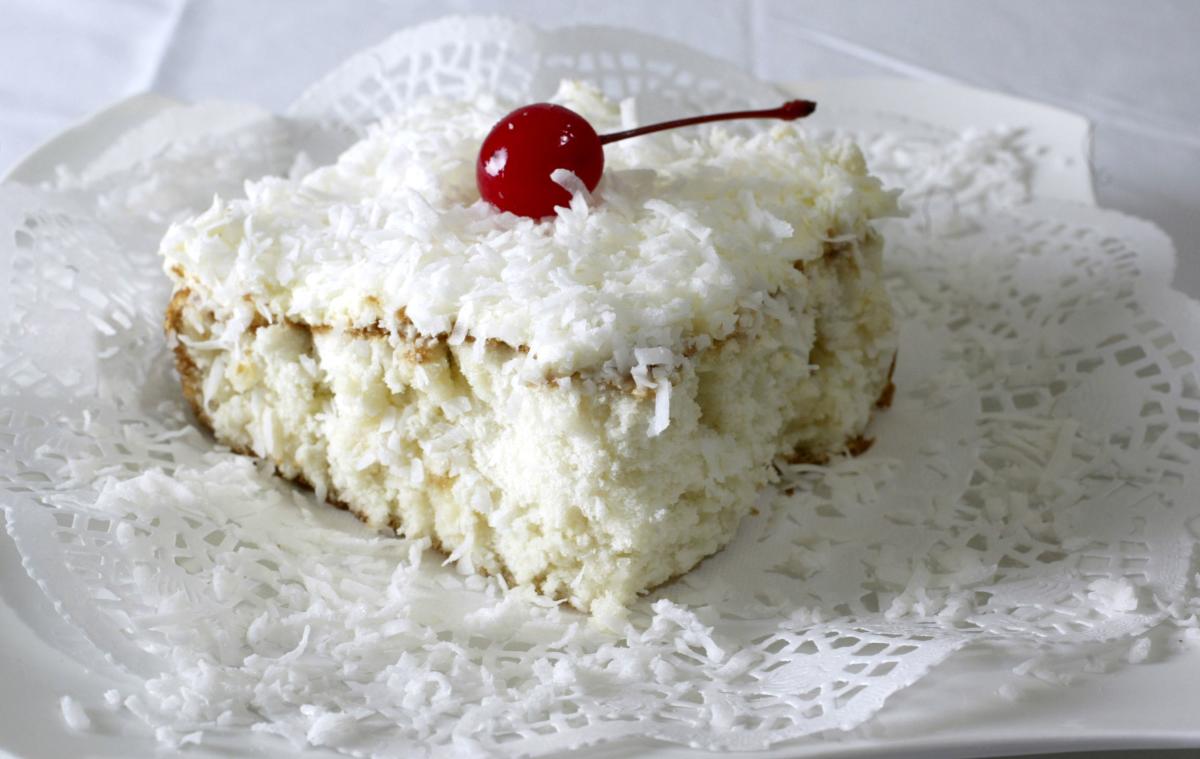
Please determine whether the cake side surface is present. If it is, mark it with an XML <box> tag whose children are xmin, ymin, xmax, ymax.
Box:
<box><xmin>165</xmin><ymin>230</ymin><xmax>894</xmax><ymax>612</ymax></box>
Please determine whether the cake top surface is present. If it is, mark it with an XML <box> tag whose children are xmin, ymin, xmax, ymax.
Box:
<box><xmin>161</xmin><ymin>80</ymin><xmax>897</xmax><ymax>378</ymax></box>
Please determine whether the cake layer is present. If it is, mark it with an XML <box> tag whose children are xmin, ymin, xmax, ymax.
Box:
<box><xmin>165</xmin><ymin>231</ymin><xmax>895</xmax><ymax>613</ymax></box>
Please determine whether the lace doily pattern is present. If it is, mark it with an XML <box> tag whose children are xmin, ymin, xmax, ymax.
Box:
<box><xmin>2</xmin><ymin>16</ymin><xmax>1198</xmax><ymax>757</ymax></box>
<box><xmin>288</xmin><ymin>16</ymin><xmax>782</xmax><ymax>161</ymax></box>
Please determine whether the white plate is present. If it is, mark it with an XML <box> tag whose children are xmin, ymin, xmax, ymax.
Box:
<box><xmin>1</xmin><ymin>81</ymin><xmax>1197</xmax><ymax>759</ymax></box>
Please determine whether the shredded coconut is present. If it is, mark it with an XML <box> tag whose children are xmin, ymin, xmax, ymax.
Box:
<box><xmin>161</xmin><ymin>81</ymin><xmax>897</xmax><ymax>380</ymax></box>
<box><xmin>1126</xmin><ymin>636</ymin><xmax>1152</xmax><ymax>664</ymax></box>
<box><xmin>1088</xmin><ymin>577</ymin><xmax>1141</xmax><ymax>616</ymax></box>
<box><xmin>59</xmin><ymin>696</ymin><xmax>91</xmax><ymax>731</ymax></box>
<box><xmin>103</xmin><ymin>689</ymin><xmax>122</xmax><ymax>710</ymax></box>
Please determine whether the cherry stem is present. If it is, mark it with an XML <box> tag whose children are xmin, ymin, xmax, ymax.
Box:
<box><xmin>598</xmin><ymin>99</ymin><xmax>816</xmax><ymax>145</ymax></box>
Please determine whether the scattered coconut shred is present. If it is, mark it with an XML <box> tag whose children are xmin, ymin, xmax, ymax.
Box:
<box><xmin>59</xmin><ymin>696</ymin><xmax>91</xmax><ymax>732</ymax></box>
<box><xmin>21</xmin><ymin>85</ymin><xmax>1198</xmax><ymax>757</ymax></box>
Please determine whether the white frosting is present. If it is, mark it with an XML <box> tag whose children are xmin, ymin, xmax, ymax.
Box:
<box><xmin>161</xmin><ymin>81</ymin><xmax>897</xmax><ymax>377</ymax></box>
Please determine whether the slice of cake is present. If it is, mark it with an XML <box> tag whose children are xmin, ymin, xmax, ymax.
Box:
<box><xmin>161</xmin><ymin>81</ymin><xmax>898</xmax><ymax>614</ymax></box>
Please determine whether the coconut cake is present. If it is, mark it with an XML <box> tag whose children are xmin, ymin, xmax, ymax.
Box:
<box><xmin>160</xmin><ymin>80</ymin><xmax>898</xmax><ymax>614</ymax></box>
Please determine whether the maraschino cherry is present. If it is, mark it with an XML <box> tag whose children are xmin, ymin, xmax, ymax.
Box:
<box><xmin>476</xmin><ymin>99</ymin><xmax>817</xmax><ymax>219</ymax></box>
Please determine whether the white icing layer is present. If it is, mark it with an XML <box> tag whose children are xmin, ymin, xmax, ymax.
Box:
<box><xmin>161</xmin><ymin>81</ymin><xmax>897</xmax><ymax>377</ymax></box>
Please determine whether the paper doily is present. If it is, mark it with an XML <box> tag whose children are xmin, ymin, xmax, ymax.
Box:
<box><xmin>2</xmin><ymin>15</ymin><xmax>1199</xmax><ymax>757</ymax></box>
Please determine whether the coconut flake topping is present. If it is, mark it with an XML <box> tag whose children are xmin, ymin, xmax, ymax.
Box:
<box><xmin>160</xmin><ymin>80</ymin><xmax>897</xmax><ymax>377</ymax></box>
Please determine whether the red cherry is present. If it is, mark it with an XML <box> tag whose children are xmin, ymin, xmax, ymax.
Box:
<box><xmin>476</xmin><ymin>103</ymin><xmax>605</xmax><ymax>220</ymax></box>
<box><xmin>476</xmin><ymin>98</ymin><xmax>817</xmax><ymax>220</ymax></box>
